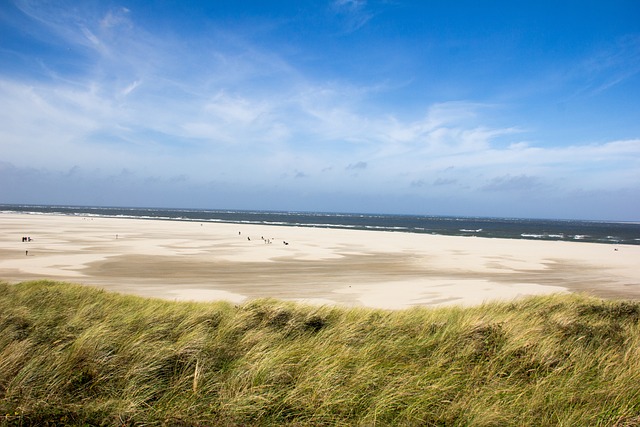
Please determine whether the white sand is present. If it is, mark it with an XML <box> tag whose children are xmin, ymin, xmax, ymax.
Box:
<box><xmin>1</xmin><ymin>213</ymin><xmax>639</xmax><ymax>309</ymax></box>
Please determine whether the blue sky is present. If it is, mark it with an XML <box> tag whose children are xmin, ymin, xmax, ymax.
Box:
<box><xmin>1</xmin><ymin>0</ymin><xmax>639</xmax><ymax>220</ymax></box>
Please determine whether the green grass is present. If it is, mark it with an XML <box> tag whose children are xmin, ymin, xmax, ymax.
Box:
<box><xmin>1</xmin><ymin>280</ymin><xmax>640</xmax><ymax>426</ymax></box>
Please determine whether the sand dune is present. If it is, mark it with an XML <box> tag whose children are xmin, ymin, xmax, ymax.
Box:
<box><xmin>1</xmin><ymin>213</ymin><xmax>639</xmax><ymax>309</ymax></box>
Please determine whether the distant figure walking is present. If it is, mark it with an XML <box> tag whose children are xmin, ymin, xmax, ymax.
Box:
<box><xmin>25</xmin><ymin>250</ymin><xmax>28</xmax><ymax>256</ymax></box>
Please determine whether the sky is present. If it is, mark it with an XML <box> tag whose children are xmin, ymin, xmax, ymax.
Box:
<box><xmin>1</xmin><ymin>1</ymin><xmax>639</xmax><ymax>220</ymax></box>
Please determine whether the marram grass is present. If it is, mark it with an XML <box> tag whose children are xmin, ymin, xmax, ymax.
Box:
<box><xmin>1</xmin><ymin>281</ymin><xmax>640</xmax><ymax>426</ymax></box>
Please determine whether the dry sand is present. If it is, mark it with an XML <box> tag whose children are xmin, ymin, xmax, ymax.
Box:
<box><xmin>1</xmin><ymin>213</ymin><xmax>639</xmax><ymax>309</ymax></box>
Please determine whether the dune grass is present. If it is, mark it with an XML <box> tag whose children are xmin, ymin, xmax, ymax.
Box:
<box><xmin>1</xmin><ymin>280</ymin><xmax>640</xmax><ymax>426</ymax></box>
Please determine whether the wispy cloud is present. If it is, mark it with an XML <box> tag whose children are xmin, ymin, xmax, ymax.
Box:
<box><xmin>561</xmin><ymin>35</ymin><xmax>640</xmax><ymax>99</ymax></box>
<box><xmin>481</xmin><ymin>174</ymin><xmax>545</xmax><ymax>192</ymax></box>
<box><xmin>433</xmin><ymin>178</ymin><xmax>457</xmax><ymax>186</ymax></box>
<box><xmin>346</xmin><ymin>161</ymin><xmax>368</xmax><ymax>170</ymax></box>
<box><xmin>331</xmin><ymin>0</ymin><xmax>374</xmax><ymax>33</ymax></box>
<box><xmin>2</xmin><ymin>65</ymin><xmax>638</xmax><ymax>196</ymax></box>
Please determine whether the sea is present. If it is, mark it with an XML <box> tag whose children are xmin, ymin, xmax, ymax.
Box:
<box><xmin>2</xmin><ymin>204</ymin><xmax>639</xmax><ymax>246</ymax></box>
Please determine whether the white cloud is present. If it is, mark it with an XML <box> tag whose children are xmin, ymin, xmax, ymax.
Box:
<box><xmin>2</xmin><ymin>66</ymin><xmax>638</xmax><ymax>197</ymax></box>
<box><xmin>80</xmin><ymin>26</ymin><xmax>101</xmax><ymax>46</ymax></box>
<box><xmin>100</xmin><ymin>7</ymin><xmax>131</xmax><ymax>30</ymax></box>
<box><xmin>120</xmin><ymin>80</ymin><xmax>141</xmax><ymax>97</ymax></box>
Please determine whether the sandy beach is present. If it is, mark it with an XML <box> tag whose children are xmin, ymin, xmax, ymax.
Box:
<box><xmin>1</xmin><ymin>213</ymin><xmax>639</xmax><ymax>309</ymax></box>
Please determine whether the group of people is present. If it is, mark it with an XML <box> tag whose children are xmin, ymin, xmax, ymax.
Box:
<box><xmin>239</xmin><ymin>231</ymin><xmax>288</xmax><ymax>245</ymax></box>
<box><xmin>21</xmin><ymin>236</ymin><xmax>32</xmax><ymax>256</ymax></box>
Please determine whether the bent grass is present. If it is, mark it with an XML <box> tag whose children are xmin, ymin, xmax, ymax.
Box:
<box><xmin>1</xmin><ymin>280</ymin><xmax>640</xmax><ymax>426</ymax></box>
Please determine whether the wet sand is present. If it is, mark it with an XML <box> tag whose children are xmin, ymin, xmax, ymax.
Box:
<box><xmin>1</xmin><ymin>213</ymin><xmax>639</xmax><ymax>309</ymax></box>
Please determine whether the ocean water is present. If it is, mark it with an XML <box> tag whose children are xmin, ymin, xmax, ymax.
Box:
<box><xmin>2</xmin><ymin>204</ymin><xmax>639</xmax><ymax>245</ymax></box>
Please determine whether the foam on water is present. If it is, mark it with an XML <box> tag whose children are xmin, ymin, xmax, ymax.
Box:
<box><xmin>2</xmin><ymin>204</ymin><xmax>639</xmax><ymax>245</ymax></box>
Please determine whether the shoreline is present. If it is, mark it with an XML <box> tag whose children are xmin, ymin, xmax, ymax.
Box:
<box><xmin>3</xmin><ymin>204</ymin><xmax>639</xmax><ymax>246</ymax></box>
<box><xmin>1</xmin><ymin>213</ymin><xmax>639</xmax><ymax>309</ymax></box>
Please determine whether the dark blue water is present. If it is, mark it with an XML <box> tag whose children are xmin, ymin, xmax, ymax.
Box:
<box><xmin>2</xmin><ymin>204</ymin><xmax>639</xmax><ymax>245</ymax></box>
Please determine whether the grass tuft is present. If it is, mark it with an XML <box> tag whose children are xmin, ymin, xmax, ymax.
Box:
<box><xmin>1</xmin><ymin>280</ymin><xmax>640</xmax><ymax>426</ymax></box>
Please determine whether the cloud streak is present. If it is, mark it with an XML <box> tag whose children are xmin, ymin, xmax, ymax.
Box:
<box><xmin>331</xmin><ymin>0</ymin><xmax>374</xmax><ymax>33</ymax></box>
